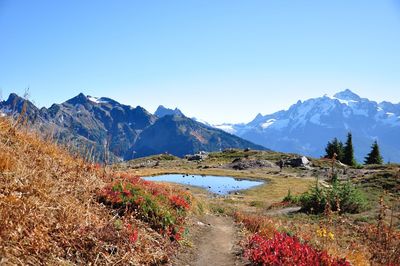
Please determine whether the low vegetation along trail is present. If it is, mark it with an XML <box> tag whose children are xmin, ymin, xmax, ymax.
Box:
<box><xmin>174</xmin><ymin>214</ymin><xmax>243</xmax><ymax>266</ymax></box>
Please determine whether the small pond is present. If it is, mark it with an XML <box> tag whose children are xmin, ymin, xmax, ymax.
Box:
<box><xmin>143</xmin><ymin>174</ymin><xmax>264</xmax><ymax>195</ymax></box>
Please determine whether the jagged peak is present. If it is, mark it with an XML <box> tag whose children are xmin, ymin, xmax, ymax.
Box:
<box><xmin>135</xmin><ymin>105</ymin><xmax>149</xmax><ymax>112</ymax></box>
<box><xmin>65</xmin><ymin>93</ymin><xmax>89</xmax><ymax>105</ymax></box>
<box><xmin>333</xmin><ymin>89</ymin><xmax>362</xmax><ymax>101</ymax></box>
<box><xmin>155</xmin><ymin>105</ymin><xmax>184</xmax><ymax>117</ymax></box>
<box><xmin>1</xmin><ymin>93</ymin><xmax>39</xmax><ymax>114</ymax></box>
<box><xmin>5</xmin><ymin>93</ymin><xmax>25</xmax><ymax>104</ymax></box>
<box><xmin>254</xmin><ymin>113</ymin><xmax>263</xmax><ymax>119</ymax></box>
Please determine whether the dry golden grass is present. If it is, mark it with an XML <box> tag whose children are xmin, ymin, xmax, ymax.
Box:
<box><xmin>0</xmin><ymin>117</ymin><xmax>172</xmax><ymax>265</ymax></box>
<box><xmin>0</xmin><ymin>150</ymin><xmax>15</xmax><ymax>172</ymax></box>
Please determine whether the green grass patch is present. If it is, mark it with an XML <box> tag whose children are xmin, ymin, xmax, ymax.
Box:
<box><xmin>297</xmin><ymin>180</ymin><xmax>369</xmax><ymax>214</ymax></box>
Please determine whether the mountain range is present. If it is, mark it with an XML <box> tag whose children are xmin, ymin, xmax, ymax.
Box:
<box><xmin>207</xmin><ymin>89</ymin><xmax>400</xmax><ymax>163</ymax></box>
<box><xmin>2</xmin><ymin>89</ymin><xmax>399</xmax><ymax>163</ymax></box>
<box><xmin>0</xmin><ymin>93</ymin><xmax>266</xmax><ymax>162</ymax></box>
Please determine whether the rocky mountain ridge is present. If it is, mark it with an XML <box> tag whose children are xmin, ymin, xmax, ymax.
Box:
<box><xmin>0</xmin><ymin>93</ymin><xmax>266</xmax><ymax>161</ymax></box>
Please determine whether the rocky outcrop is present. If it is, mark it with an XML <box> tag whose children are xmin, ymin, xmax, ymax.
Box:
<box><xmin>186</xmin><ymin>151</ymin><xmax>209</xmax><ymax>161</ymax></box>
<box><xmin>154</xmin><ymin>105</ymin><xmax>184</xmax><ymax>117</ymax></box>
<box><xmin>229</xmin><ymin>158</ymin><xmax>277</xmax><ymax>170</ymax></box>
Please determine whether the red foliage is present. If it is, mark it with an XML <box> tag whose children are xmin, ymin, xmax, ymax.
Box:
<box><xmin>126</xmin><ymin>224</ymin><xmax>139</xmax><ymax>244</ymax></box>
<box><xmin>98</xmin><ymin>173</ymin><xmax>192</xmax><ymax>242</ymax></box>
<box><xmin>129</xmin><ymin>229</ymin><xmax>138</xmax><ymax>244</ymax></box>
<box><xmin>169</xmin><ymin>195</ymin><xmax>190</xmax><ymax>210</ymax></box>
<box><xmin>245</xmin><ymin>232</ymin><xmax>350</xmax><ymax>266</ymax></box>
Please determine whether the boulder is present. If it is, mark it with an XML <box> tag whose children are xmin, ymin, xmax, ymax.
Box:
<box><xmin>185</xmin><ymin>151</ymin><xmax>209</xmax><ymax>161</ymax></box>
<box><xmin>284</xmin><ymin>156</ymin><xmax>310</xmax><ymax>167</ymax></box>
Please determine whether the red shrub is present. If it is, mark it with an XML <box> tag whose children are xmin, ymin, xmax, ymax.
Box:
<box><xmin>126</xmin><ymin>224</ymin><xmax>139</xmax><ymax>244</ymax></box>
<box><xmin>98</xmin><ymin>174</ymin><xmax>192</xmax><ymax>241</ymax></box>
<box><xmin>169</xmin><ymin>195</ymin><xmax>190</xmax><ymax>210</ymax></box>
<box><xmin>245</xmin><ymin>232</ymin><xmax>350</xmax><ymax>266</ymax></box>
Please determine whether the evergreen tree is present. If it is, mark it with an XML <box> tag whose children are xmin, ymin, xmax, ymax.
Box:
<box><xmin>364</xmin><ymin>140</ymin><xmax>383</xmax><ymax>165</ymax></box>
<box><xmin>343</xmin><ymin>132</ymin><xmax>356</xmax><ymax>166</ymax></box>
<box><xmin>324</xmin><ymin>137</ymin><xmax>344</xmax><ymax>161</ymax></box>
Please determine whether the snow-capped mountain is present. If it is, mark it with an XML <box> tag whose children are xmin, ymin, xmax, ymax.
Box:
<box><xmin>217</xmin><ymin>89</ymin><xmax>400</xmax><ymax>162</ymax></box>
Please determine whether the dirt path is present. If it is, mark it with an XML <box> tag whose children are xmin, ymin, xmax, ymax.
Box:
<box><xmin>173</xmin><ymin>214</ymin><xmax>243</xmax><ymax>266</ymax></box>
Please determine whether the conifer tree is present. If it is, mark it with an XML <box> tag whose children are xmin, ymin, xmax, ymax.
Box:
<box><xmin>343</xmin><ymin>132</ymin><xmax>356</xmax><ymax>166</ymax></box>
<box><xmin>364</xmin><ymin>140</ymin><xmax>383</xmax><ymax>165</ymax></box>
<box><xmin>325</xmin><ymin>137</ymin><xmax>344</xmax><ymax>161</ymax></box>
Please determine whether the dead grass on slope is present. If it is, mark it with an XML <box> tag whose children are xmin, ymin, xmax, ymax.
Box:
<box><xmin>0</xmin><ymin>117</ymin><xmax>170</xmax><ymax>265</ymax></box>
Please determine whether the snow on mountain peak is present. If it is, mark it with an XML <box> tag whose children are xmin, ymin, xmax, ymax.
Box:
<box><xmin>213</xmin><ymin>123</ymin><xmax>237</xmax><ymax>134</ymax></box>
<box><xmin>87</xmin><ymin>96</ymin><xmax>110</xmax><ymax>104</ymax></box>
<box><xmin>333</xmin><ymin>89</ymin><xmax>362</xmax><ymax>102</ymax></box>
<box><xmin>87</xmin><ymin>96</ymin><xmax>101</xmax><ymax>104</ymax></box>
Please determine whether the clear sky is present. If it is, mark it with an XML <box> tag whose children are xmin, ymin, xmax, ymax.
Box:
<box><xmin>1</xmin><ymin>0</ymin><xmax>400</xmax><ymax>124</ymax></box>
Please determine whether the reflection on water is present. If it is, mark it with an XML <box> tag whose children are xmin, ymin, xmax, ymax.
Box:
<box><xmin>144</xmin><ymin>174</ymin><xmax>264</xmax><ymax>195</ymax></box>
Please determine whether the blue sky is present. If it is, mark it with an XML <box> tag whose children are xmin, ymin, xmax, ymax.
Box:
<box><xmin>1</xmin><ymin>0</ymin><xmax>400</xmax><ymax>124</ymax></box>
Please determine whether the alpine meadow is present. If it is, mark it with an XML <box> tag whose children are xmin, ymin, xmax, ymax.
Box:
<box><xmin>1</xmin><ymin>1</ymin><xmax>399</xmax><ymax>265</ymax></box>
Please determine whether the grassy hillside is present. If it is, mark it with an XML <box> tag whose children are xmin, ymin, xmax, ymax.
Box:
<box><xmin>119</xmin><ymin>149</ymin><xmax>400</xmax><ymax>265</ymax></box>
<box><xmin>0</xmin><ymin>117</ymin><xmax>193</xmax><ymax>265</ymax></box>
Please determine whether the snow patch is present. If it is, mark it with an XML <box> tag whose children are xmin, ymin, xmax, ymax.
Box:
<box><xmin>331</xmin><ymin>96</ymin><xmax>358</xmax><ymax>106</ymax></box>
<box><xmin>193</xmin><ymin>117</ymin><xmax>211</xmax><ymax>126</ymax></box>
<box><xmin>309</xmin><ymin>114</ymin><xmax>321</xmax><ymax>125</ymax></box>
<box><xmin>270</xmin><ymin>119</ymin><xmax>289</xmax><ymax>130</ymax></box>
<box><xmin>261</xmin><ymin>119</ymin><xmax>276</xmax><ymax>129</ymax></box>
<box><xmin>376</xmin><ymin>111</ymin><xmax>400</xmax><ymax>126</ymax></box>
<box><xmin>87</xmin><ymin>96</ymin><xmax>100</xmax><ymax>103</ymax></box>
<box><xmin>87</xmin><ymin>96</ymin><xmax>109</xmax><ymax>104</ymax></box>
<box><xmin>330</xmin><ymin>95</ymin><xmax>370</xmax><ymax>116</ymax></box>
<box><xmin>214</xmin><ymin>124</ymin><xmax>236</xmax><ymax>134</ymax></box>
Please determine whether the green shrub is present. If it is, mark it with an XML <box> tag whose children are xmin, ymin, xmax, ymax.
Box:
<box><xmin>282</xmin><ymin>189</ymin><xmax>300</xmax><ymax>204</ymax></box>
<box><xmin>299</xmin><ymin>181</ymin><xmax>368</xmax><ymax>214</ymax></box>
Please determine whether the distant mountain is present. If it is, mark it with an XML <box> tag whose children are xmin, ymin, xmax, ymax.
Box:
<box><xmin>213</xmin><ymin>89</ymin><xmax>400</xmax><ymax>163</ymax></box>
<box><xmin>154</xmin><ymin>105</ymin><xmax>184</xmax><ymax>117</ymax></box>
<box><xmin>0</xmin><ymin>93</ymin><xmax>267</xmax><ymax>161</ymax></box>
<box><xmin>134</xmin><ymin>115</ymin><xmax>264</xmax><ymax>157</ymax></box>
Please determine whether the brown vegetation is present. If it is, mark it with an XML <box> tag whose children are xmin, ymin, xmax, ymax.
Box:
<box><xmin>0</xmin><ymin>117</ymin><xmax>176</xmax><ymax>265</ymax></box>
